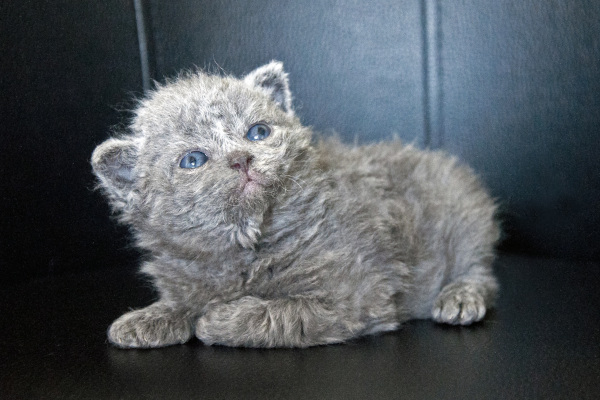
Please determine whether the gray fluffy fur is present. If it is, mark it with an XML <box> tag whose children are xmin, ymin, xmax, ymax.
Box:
<box><xmin>91</xmin><ymin>61</ymin><xmax>500</xmax><ymax>348</ymax></box>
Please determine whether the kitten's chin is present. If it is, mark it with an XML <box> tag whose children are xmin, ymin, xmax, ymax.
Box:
<box><xmin>221</xmin><ymin>170</ymin><xmax>278</xmax><ymax>221</ymax></box>
<box><xmin>224</xmin><ymin>185</ymin><xmax>270</xmax><ymax>220</ymax></box>
<box><xmin>241</xmin><ymin>180</ymin><xmax>263</xmax><ymax>196</ymax></box>
<box><xmin>237</xmin><ymin>182</ymin><xmax>270</xmax><ymax>212</ymax></box>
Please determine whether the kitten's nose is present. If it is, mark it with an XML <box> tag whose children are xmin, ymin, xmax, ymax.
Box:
<box><xmin>229</xmin><ymin>152</ymin><xmax>253</xmax><ymax>172</ymax></box>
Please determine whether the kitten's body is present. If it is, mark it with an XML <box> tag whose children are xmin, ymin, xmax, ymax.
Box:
<box><xmin>92</xmin><ymin>62</ymin><xmax>499</xmax><ymax>348</ymax></box>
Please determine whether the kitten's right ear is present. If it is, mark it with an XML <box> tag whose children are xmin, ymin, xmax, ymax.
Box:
<box><xmin>91</xmin><ymin>137</ymin><xmax>139</xmax><ymax>204</ymax></box>
<box><xmin>244</xmin><ymin>61</ymin><xmax>294</xmax><ymax>116</ymax></box>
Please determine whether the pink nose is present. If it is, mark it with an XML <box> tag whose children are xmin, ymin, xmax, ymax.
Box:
<box><xmin>229</xmin><ymin>152</ymin><xmax>253</xmax><ymax>172</ymax></box>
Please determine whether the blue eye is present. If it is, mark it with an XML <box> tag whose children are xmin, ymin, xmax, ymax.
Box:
<box><xmin>179</xmin><ymin>151</ymin><xmax>208</xmax><ymax>169</ymax></box>
<box><xmin>246</xmin><ymin>123</ymin><xmax>271</xmax><ymax>141</ymax></box>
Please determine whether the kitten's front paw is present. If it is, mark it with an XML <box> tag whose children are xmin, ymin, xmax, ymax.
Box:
<box><xmin>108</xmin><ymin>304</ymin><xmax>193</xmax><ymax>348</ymax></box>
<box><xmin>432</xmin><ymin>283</ymin><xmax>487</xmax><ymax>325</ymax></box>
<box><xmin>195</xmin><ymin>301</ymin><xmax>260</xmax><ymax>347</ymax></box>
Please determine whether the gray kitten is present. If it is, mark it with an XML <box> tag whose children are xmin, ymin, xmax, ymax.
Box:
<box><xmin>92</xmin><ymin>61</ymin><xmax>499</xmax><ymax>348</ymax></box>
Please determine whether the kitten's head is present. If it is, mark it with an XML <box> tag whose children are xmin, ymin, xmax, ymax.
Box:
<box><xmin>92</xmin><ymin>61</ymin><xmax>312</xmax><ymax>254</ymax></box>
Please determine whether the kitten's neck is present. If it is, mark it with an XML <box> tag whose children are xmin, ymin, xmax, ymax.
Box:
<box><xmin>258</xmin><ymin>146</ymin><xmax>333</xmax><ymax>249</ymax></box>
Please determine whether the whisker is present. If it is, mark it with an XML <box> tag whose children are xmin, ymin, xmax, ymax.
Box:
<box><xmin>282</xmin><ymin>174</ymin><xmax>305</xmax><ymax>190</ymax></box>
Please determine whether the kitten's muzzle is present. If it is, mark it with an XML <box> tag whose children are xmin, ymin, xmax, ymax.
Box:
<box><xmin>229</xmin><ymin>152</ymin><xmax>253</xmax><ymax>173</ymax></box>
<box><xmin>229</xmin><ymin>151</ymin><xmax>268</xmax><ymax>188</ymax></box>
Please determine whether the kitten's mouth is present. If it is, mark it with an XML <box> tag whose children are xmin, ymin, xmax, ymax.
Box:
<box><xmin>243</xmin><ymin>180</ymin><xmax>261</xmax><ymax>193</ymax></box>
<box><xmin>240</xmin><ymin>170</ymin><xmax>268</xmax><ymax>194</ymax></box>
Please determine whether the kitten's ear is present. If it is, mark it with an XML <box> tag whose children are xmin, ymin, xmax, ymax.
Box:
<box><xmin>91</xmin><ymin>137</ymin><xmax>139</xmax><ymax>206</ymax></box>
<box><xmin>244</xmin><ymin>61</ymin><xmax>293</xmax><ymax>115</ymax></box>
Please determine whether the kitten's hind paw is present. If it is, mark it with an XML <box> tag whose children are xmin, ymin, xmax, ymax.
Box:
<box><xmin>432</xmin><ymin>282</ymin><xmax>487</xmax><ymax>325</ymax></box>
<box><xmin>108</xmin><ymin>303</ymin><xmax>193</xmax><ymax>348</ymax></box>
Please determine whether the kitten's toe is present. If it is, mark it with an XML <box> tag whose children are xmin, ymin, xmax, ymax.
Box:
<box><xmin>108</xmin><ymin>307</ymin><xmax>193</xmax><ymax>348</ymax></box>
<box><xmin>432</xmin><ymin>283</ymin><xmax>487</xmax><ymax>325</ymax></box>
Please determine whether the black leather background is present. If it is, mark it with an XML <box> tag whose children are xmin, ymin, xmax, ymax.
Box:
<box><xmin>0</xmin><ymin>1</ymin><xmax>142</xmax><ymax>285</ymax></box>
<box><xmin>1</xmin><ymin>0</ymin><xmax>599</xmax><ymax>285</ymax></box>
<box><xmin>441</xmin><ymin>1</ymin><xmax>600</xmax><ymax>261</ymax></box>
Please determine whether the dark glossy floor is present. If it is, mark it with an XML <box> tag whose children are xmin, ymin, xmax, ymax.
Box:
<box><xmin>1</xmin><ymin>253</ymin><xmax>599</xmax><ymax>399</ymax></box>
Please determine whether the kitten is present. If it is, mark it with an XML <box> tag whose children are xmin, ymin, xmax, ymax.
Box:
<box><xmin>92</xmin><ymin>61</ymin><xmax>499</xmax><ymax>348</ymax></box>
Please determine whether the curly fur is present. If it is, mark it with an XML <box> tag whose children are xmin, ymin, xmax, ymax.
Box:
<box><xmin>92</xmin><ymin>61</ymin><xmax>500</xmax><ymax>348</ymax></box>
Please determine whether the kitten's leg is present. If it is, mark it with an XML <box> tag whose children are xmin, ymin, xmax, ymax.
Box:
<box><xmin>431</xmin><ymin>180</ymin><xmax>500</xmax><ymax>325</ymax></box>
<box><xmin>432</xmin><ymin>265</ymin><xmax>498</xmax><ymax>325</ymax></box>
<box><xmin>196</xmin><ymin>296</ymin><xmax>360</xmax><ymax>348</ymax></box>
<box><xmin>108</xmin><ymin>301</ymin><xmax>194</xmax><ymax>348</ymax></box>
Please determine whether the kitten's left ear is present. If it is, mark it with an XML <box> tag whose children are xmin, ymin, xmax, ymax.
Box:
<box><xmin>244</xmin><ymin>61</ymin><xmax>293</xmax><ymax>115</ymax></box>
<box><xmin>91</xmin><ymin>137</ymin><xmax>139</xmax><ymax>209</ymax></box>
